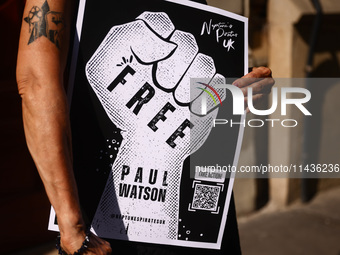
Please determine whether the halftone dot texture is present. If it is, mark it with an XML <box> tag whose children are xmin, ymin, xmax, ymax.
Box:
<box><xmin>136</xmin><ymin>12</ymin><xmax>175</xmax><ymax>39</ymax></box>
<box><xmin>174</xmin><ymin>53</ymin><xmax>216</xmax><ymax>104</ymax></box>
<box><xmin>190</xmin><ymin>74</ymin><xmax>227</xmax><ymax>115</ymax></box>
<box><xmin>156</xmin><ymin>31</ymin><xmax>198</xmax><ymax>90</ymax></box>
<box><xmin>85</xmin><ymin>12</ymin><xmax>223</xmax><ymax>242</ymax></box>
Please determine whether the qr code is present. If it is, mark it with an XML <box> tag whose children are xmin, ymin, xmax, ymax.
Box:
<box><xmin>191</xmin><ymin>184</ymin><xmax>221</xmax><ymax>211</ymax></box>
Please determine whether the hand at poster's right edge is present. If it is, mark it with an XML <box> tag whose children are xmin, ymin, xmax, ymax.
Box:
<box><xmin>232</xmin><ymin>66</ymin><xmax>275</xmax><ymax>112</ymax></box>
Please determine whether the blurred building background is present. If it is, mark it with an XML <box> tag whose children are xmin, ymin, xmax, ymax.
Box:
<box><xmin>208</xmin><ymin>0</ymin><xmax>340</xmax><ymax>216</ymax></box>
<box><xmin>1</xmin><ymin>0</ymin><xmax>339</xmax><ymax>254</ymax></box>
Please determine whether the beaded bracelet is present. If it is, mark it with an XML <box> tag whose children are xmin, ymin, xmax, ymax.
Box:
<box><xmin>56</xmin><ymin>228</ymin><xmax>91</xmax><ymax>255</ymax></box>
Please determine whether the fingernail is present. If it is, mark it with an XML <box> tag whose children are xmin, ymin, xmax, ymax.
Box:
<box><xmin>233</xmin><ymin>82</ymin><xmax>239</xmax><ymax>87</ymax></box>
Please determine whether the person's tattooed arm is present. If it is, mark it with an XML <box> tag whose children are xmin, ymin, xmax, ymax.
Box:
<box><xmin>23</xmin><ymin>1</ymin><xmax>64</xmax><ymax>49</ymax></box>
<box><xmin>16</xmin><ymin>1</ymin><xmax>111</xmax><ymax>254</ymax></box>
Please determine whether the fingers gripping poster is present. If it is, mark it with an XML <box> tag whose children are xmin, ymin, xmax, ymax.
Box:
<box><xmin>49</xmin><ymin>0</ymin><xmax>248</xmax><ymax>249</ymax></box>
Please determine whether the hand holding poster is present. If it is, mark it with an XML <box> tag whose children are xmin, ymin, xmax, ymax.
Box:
<box><xmin>49</xmin><ymin>0</ymin><xmax>248</xmax><ymax>250</ymax></box>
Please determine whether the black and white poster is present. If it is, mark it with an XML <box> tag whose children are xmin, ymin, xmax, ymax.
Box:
<box><xmin>49</xmin><ymin>0</ymin><xmax>248</xmax><ymax>249</ymax></box>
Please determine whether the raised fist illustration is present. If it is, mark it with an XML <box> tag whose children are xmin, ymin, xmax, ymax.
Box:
<box><xmin>85</xmin><ymin>12</ymin><xmax>227</xmax><ymax>240</ymax></box>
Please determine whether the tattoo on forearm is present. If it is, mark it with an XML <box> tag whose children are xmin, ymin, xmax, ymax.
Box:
<box><xmin>24</xmin><ymin>0</ymin><xmax>64</xmax><ymax>49</ymax></box>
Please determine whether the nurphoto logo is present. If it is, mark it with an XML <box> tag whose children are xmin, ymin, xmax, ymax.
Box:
<box><xmin>196</xmin><ymin>80</ymin><xmax>312</xmax><ymax>128</ymax></box>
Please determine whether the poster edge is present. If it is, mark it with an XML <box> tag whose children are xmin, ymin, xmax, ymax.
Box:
<box><xmin>66</xmin><ymin>0</ymin><xmax>87</xmax><ymax>105</ymax></box>
<box><xmin>215</xmin><ymin>18</ymin><xmax>248</xmax><ymax>249</ymax></box>
<box><xmin>56</xmin><ymin>0</ymin><xmax>248</xmax><ymax>249</ymax></box>
<box><xmin>48</xmin><ymin>206</ymin><xmax>59</xmax><ymax>232</ymax></box>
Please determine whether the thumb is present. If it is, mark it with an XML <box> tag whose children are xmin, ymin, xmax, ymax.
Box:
<box><xmin>130</xmin><ymin>19</ymin><xmax>177</xmax><ymax>64</ymax></box>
